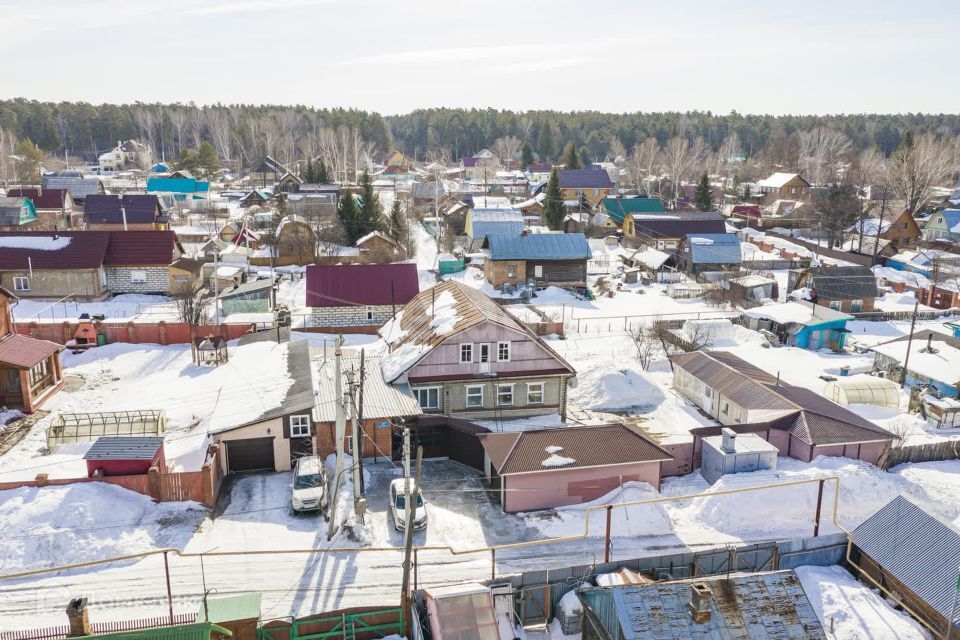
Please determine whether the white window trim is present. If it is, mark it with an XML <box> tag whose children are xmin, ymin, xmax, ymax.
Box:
<box><xmin>828</xmin><ymin>301</ymin><xmax>843</xmax><ymax>311</ymax></box>
<box><xmin>497</xmin><ymin>341</ymin><xmax>511</xmax><ymax>362</ymax></box>
<box><xmin>414</xmin><ymin>386</ymin><xmax>442</xmax><ymax>411</ymax></box>
<box><xmin>527</xmin><ymin>382</ymin><xmax>544</xmax><ymax>405</ymax></box>
<box><xmin>130</xmin><ymin>269</ymin><xmax>147</xmax><ymax>284</ymax></box>
<box><xmin>496</xmin><ymin>383</ymin><xmax>515</xmax><ymax>407</ymax></box>
<box><xmin>534</xmin><ymin>265</ymin><xmax>543</xmax><ymax>278</ymax></box>
<box><xmin>12</xmin><ymin>276</ymin><xmax>29</xmax><ymax>292</ymax></box>
<box><xmin>290</xmin><ymin>414</ymin><xmax>311</xmax><ymax>437</ymax></box>
<box><xmin>465</xmin><ymin>384</ymin><xmax>484</xmax><ymax>408</ymax></box>
<box><xmin>460</xmin><ymin>343</ymin><xmax>473</xmax><ymax>364</ymax></box>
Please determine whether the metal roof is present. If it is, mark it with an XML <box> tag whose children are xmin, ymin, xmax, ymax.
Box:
<box><xmin>579</xmin><ymin>571</ymin><xmax>826</xmax><ymax>639</ymax></box>
<box><xmin>470</xmin><ymin>219</ymin><xmax>524</xmax><ymax>238</ymax></box>
<box><xmin>217</xmin><ymin>278</ymin><xmax>274</xmax><ymax>299</ymax></box>
<box><xmin>801</xmin><ymin>266</ymin><xmax>879</xmax><ymax>300</ymax></box>
<box><xmin>195</xmin><ymin>592</ymin><xmax>261</xmax><ymax>624</ymax></box>
<box><xmin>630</xmin><ymin>213</ymin><xmax>726</xmax><ymax>238</ymax></box>
<box><xmin>41</xmin><ymin>175</ymin><xmax>104</xmax><ymax>199</ymax></box>
<box><xmin>853</xmin><ymin>495</ymin><xmax>960</xmax><ymax>626</ymax></box>
<box><xmin>685</xmin><ymin>233</ymin><xmax>742</xmax><ymax>265</ymax></box>
<box><xmin>312</xmin><ymin>351</ymin><xmax>422</xmax><ymax>423</ymax></box>
<box><xmin>557</xmin><ymin>168</ymin><xmax>613</xmax><ymax>190</ymax></box>
<box><xmin>482</xmin><ymin>232</ymin><xmax>592</xmax><ymax>260</ymax></box>
<box><xmin>147</xmin><ymin>177</ymin><xmax>210</xmax><ymax>194</ymax></box>
<box><xmin>84</xmin><ymin>194</ymin><xmax>162</xmax><ymax>225</ymax></box>
<box><xmin>469</xmin><ymin>209</ymin><xmax>523</xmax><ymax>222</ymax></box>
<box><xmin>0</xmin><ymin>333</ymin><xmax>63</xmax><ymax>369</ymax></box>
<box><xmin>6</xmin><ymin>187</ymin><xmax>73</xmax><ymax>210</ymax></box>
<box><xmin>305</xmin><ymin>263</ymin><xmax>419</xmax><ymax>308</ymax></box>
<box><xmin>84</xmin><ymin>436</ymin><xmax>165</xmax><ymax>460</ymax></box>
<box><xmin>602</xmin><ymin>196</ymin><xmax>664</xmax><ymax>222</ymax></box>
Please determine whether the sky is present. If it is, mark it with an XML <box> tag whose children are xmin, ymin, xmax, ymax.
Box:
<box><xmin>0</xmin><ymin>0</ymin><xmax>956</xmax><ymax>115</ymax></box>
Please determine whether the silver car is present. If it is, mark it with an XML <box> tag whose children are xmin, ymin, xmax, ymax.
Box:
<box><xmin>291</xmin><ymin>456</ymin><xmax>328</xmax><ymax>514</ymax></box>
<box><xmin>389</xmin><ymin>477</ymin><xmax>427</xmax><ymax>532</ymax></box>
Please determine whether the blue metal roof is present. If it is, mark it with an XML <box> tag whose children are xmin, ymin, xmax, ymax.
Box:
<box><xmin>470</xmin><ymin>208</ymin><xmax>523</xmax><ymax>222</ymax></box>
<box><xmin>686</xmin><ymin>233</ymin><xmax>742</xmax><ymax>264</ymax></box>
<box><xmin>471</xmin><ymin>219</ymin><xmax>524</xmax><ymax>238</ymax></box>
<box><xmin>484</xmin><ymin>232</ymin><xmax>592</xmax><ymax>260</ymax></box>
<box><xmin>854</xmin><ymin>495</ymin><xmax>960</xmax><ymax>626</ymax></box>
<box><xmin>147</xmin><ymin>177</ymin><xmax>210</xmax><ymax>194</ymax></box>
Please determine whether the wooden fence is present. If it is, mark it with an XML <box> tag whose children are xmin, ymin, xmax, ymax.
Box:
<box><xmin>883</xmin><ymin>440</ymin><xmax>960</xmax><ymax>469</ymax></box>
<box><xmin>2</xmin><ymin>613</ymin><xmax>196</xmax><ymax>640</ymax></box>
<box><xmin>15</xmin><ymin>320</ymin><xmax>256</xmax><ymax>346</ymax></box>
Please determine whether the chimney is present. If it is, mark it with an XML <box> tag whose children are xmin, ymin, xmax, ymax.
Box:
<box><xmin>521</xmin><ymin>229</ymin><xmax>529</xmax><ymax>237</ymax></box>
<box><xmin>688</xmin><ymin>583</ymin><xmax>713</xmax><ymax>624</ymax></box>
<box><xmin>66</xmin><ymin>598</ymin><xmax>92</xmax><ymax>637</ymax></box>
<box><xmin>721</xmin><ymin>428</ymin><xmax>737</xmax><ymax>453</ymax></box>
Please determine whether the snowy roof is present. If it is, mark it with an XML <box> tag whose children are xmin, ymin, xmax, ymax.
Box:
<box><xmin>757</xmin><ymin>172</ymin><xmax>808</xmax><ymax>189</ymax></box>
<box><xmin>870</xmin><ymin>330</ymin><xmax>960</xmax><ymax>385</ymax></box>
<box><xmin>684</xmin><ymin>233</ymin><xmax>742</xmax><ymax>264</ymax></box>
<box><xmin>848</xmin><ymin>218</ymin><xmax>891</xmax><ymax>236</ymax></box>
<box><xmin>469</xmin><ymin>208</ymin><xmax>523</xmax><ymax>223</ymax></box>
<box><xmin>744</xmin><ymin>300</ymin><xmax>853</xmax><ymax>326</ymax></box>
<box><xmin>630</xmin><ymin>246</ymin><xmax>670</xmax><ymax>270</ymax></box>
<box><xmin>477</xmin><ymin>424</ymin><xmax>672</xmax><ymax>475</ymax></box>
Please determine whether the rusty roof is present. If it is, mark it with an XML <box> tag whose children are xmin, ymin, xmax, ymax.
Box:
<box><xmin>0</xmin><ymin>333</ymin><xmax>63</xmax><ymax>369</ymax></box>
<box><xmin>477</xmin><ymin>423</ymin><xmax>672</xmax><ymax>475</ymax></box>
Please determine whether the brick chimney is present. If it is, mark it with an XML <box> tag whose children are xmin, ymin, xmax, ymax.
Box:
<box><xmin>688</xmin><ymin>582</ymin><xmax>713</xmax><ymax>623</ymax></box>
<box><xmin>66</xmin><ymin>597</ymin><xmax>92</xmax><ymax>637</ymax></box>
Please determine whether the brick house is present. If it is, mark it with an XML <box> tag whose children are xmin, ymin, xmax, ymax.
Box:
<box><xmin>5</xmin><ymin>188</ymin><xmax>80</xmax><ymax>229</ymax></box>
<box><xmin>481</xmin><ymin>231</ymin><xmax>592</xmax><ymax>290</ymax></box>
<box><xmin>788</xmin><ymin>265</ymin><xmax>879</xmax><ymax>313</ymax></box>
<box><xmin>306</xmin><ymin>263</ymin><xmax>420</xmax><ymax>329</ymax></box>
<box><xmin>83</xmin><ymin>194</ymin><xmax>167</xmax><ymax>231</ymax></box>
<box><xmin>379</xmin><ymin>280</ymin><xmax>576</xmax><ymax>420</ymax></box>
<box><xmin>756</xmin><ymin>172</ymin><xmax>811</xmax><ymax>203</ymax></box>
<box><xmin>557</xmin><ymin>168</ymin><xmax>614</xmax><ymax>208</ymax></box>
<box><xmin>0</xmin><ymin>286</ymin><xmax>64</xmax><ymax>413</ymax></box>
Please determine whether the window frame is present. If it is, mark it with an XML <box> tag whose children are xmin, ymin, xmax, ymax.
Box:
<box><xmin>129</xmin><ymin>269</ymin><xmax>147</xmax><ymax>284</ymax></box>
<box><xmin>828</xmin><ymin>300</ymin><xmax>843</xmax><ymax>311</ymax></box>
<box><xmin>506</xmin><ymin>264</ymin><xmax>518</xmax><ymax>278</ymax></box>
<box><xmin>497</xmin><ymin>341</ymin><xmax>511</xmax><ymax>362</ymax></box>
<box><xmin>12</xmin><ymin>276</ymin><xmax>29</xmax><ymax>292</ymax></box>
<box><xmin>496</xmin><ymin>383</ymin><xmax>514</xmax><ymax>407</ymax></box>
<box><xmin>527</xmin><ymin>382</ymin><xmax>544</xmax><ymax>405</ymax></box>
<box><xmin>290</xmin><ymin>414</ymin><xmax>311</xmax><ymax>438</ymax></box>
<box><xmin>465</xmin><ymin>385</ymin><xmax>484</xmax><ymax>409</ymax></box>
<box><xmin>414</xmin><ymin>386</ymin><xmax>442</xmax><ymax>411</ymax></box>
<box><xmin>460</xmin><ymin>343</ymin><xmax>473</xmax><ymax>364</ymax></box>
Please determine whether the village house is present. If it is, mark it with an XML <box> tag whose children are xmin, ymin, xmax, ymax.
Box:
<box><xmin>275</xmin><ymin>172</ymin><xmax>302</xmax><ymax>193</ymax></box>
<box><xmin>464</xmin><ymin>208</ymin><xmax>524</xmax><ymax>250</ymax></box>
<box><xmin>676</xmin><ymin>233</ymin><xmax>742</xmax><ymax>276</ymax></box>
<box><xmin>922</xmin><ymin>209</ymin><xmax>960</xmax><ymax>243</ymax></box>
<box><xmin>271</xmin><ymin>214</ymin><xmax>317</xmax><ymax>266</ymax></box>
<box><xmin>557</xmin><ymin>168</ymin><xmax>614</xmax><ymax>208</ymax></box>
<box><xmin>168</xmin><ymin>257</ymin><xmax>204</xmax><ymax>296</ymax></box>
<box><xmin>217</xmin><ymin>278</ymin><xmax>275</xmax><ymax>317</ymax></box>
<box><xmin>756</xmin><ymin>172</ymin><xmax>811</xmax><ymax>203</ymax></box>
<box><xmin>743</xmin><ymin>301</ymin><xmax>853</xmax><ymax>350</ymax></box>
<box><xmin>477</xmin><ymin>423</ymin><xmax>673</xmax><ymax>513</ymax></box>
<box><xmin>870</xmin><ymin>330</ymin><xmax>960</xmax><ymax>399</ymax></box>
<box><xmin>238</xmin><ymin>188</ymin><xmax>271</xmax><ymax>209</ymax></box>
<box><xmin>460</xmin><ymin>149</ymin><xmax>502</xmax><ymax>183</ymax></box>
<box><xmin>41</xmin><ymin>173</ymin><xmax>105</xmax><ymax>205</ymax></box>
<box><xmin>622</xmin><ymin>212</ymin><xmax>726</xmax><ymax>251</ymax></box>
<box><xmin>600</xmin><ymin>196</ymin><xmax>664</xmax><ymax>227</ymax></box>
<box><xmin>97</xmin><ymin>139</ymin><xmax>149</xmax><ymax>172</ymax></box>
<box><xmin>672</xmin><ymin>350</ymin><xmax>894</xmax><ymax>465</ymax></box>
<box><xmin>0</xmin><ymin>286</ymin><xmax>65</xmax><ymax>413</ymax></box>
<box><xmin>5</xmin><ymin>188</ymin><xmax>79</xmax><ymax>229</ymax></box>
<box><xmin>0</xmin><ymin>197</ymin><xmax>39</xmax><ymax>231</ymax></box>
<box><xmin>384</xmin><ymin>150</ymin><xmax>413</xmax><ymax>169</ymax></box>
<box><xmin>355</xmin><ymin>230</ymin><xmax>406</xmax><ymax>261</ymax></box>
<box><xmin>788</xmin><ymin>265</ymin><xmax>878</xmax><ymax>313</ymax></box>
<box><xmin>254</xmin><ymin>155</ymin><xmax>291</xmax><ymax>187</ymax></box>
<box><xmin>306</xmin><ymin>263</ymin><xmax>419</xmax><ymax>330</ymax></box>
<box><xmin>379</xmin><ymin>280</ymin><xmax>576</xmax><ymax>420</ymax></box>
<box><xmin>481</xmin><ymin>232</ymin><xmax>592</xmax><ymax>290</ymax></box>
<box><xmin>83</xmin><ymin>194</ymin><xmax>167</xmax><ymax>230</ymax></box>
<box><xmin>0</xmin><ymin>231</ymin><xmax>185</xmax><ymax>299</ymax></box>
<box><xmin>146</xmin><ymin>176</ymin><xmax>210</xmax><ymax>204</ymax></box>
<box><xmin>848</xmin><ymin>209</ymin><xmax>922</xmax><ymax>250</ymax></box>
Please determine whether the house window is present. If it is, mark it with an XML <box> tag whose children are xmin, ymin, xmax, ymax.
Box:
<box><xmin>130</xmin><ymin>270</ymin><xmax>147</xmax><ymax>284</ymax></box>
<box><xmin>575</xmin><ymin>188</ymin><xmax>583</xmax><ymax>196</ymax></box>
<box><xmin>366</xmin><ymin>307</ymin><xmax>374</xmax><ymax>321</ymax></box>
<box><xmin>527</xmin><ymin>382</ymin><xmax>544</xmax><ymax>405</ymax></box>
<box><xmin>414</xmin><ymin>387</ymin><xmax>441</xmax><ymax>411</ymax></box>
<box><xmin>534</xmin><ymin>265</ymin><xmax>543</xmax><ymax>278</ymax></box>
<box><xmin>829</xmin><ymin>301</ymin><xmax>843</xmax><ymax>311</ymax></box>
<box><xmin>497</xmin><ymin>341</ymin><xmax>511</xmax><ymax>362</ymax></box>
<box><xmin>465</xmin><ymin>385</ymin><xmax>484</xmax><ymax>408</ymax></box>
<box><xmin>290</xmin><ymin>414</ymin><xmax>311</xmax><ymax>437</ymax></box>
<box><xmin>506</xmin><ymin>264</ymin><xmax>518</xmax><ymax>278</ymax></box>
<box><xmin>790</xmin><ymin>187</ymin><xmax>797</xmax><ymax>195</ymax></box>
<box><xmin>460</xmin><ymin>343</ymin><xmax>473</xmax><ymax>363</ymax></box>
<box><xmin>12</xmin><ymin>276</ymin><xmax>29</xmax><ymax>292</ymax></box>
<box><xmin>28</xmin><ymin>359</ymin><xmax>49</xmax><ymax>387</ymax></box>
<box><xmin>496</xmin><ymin>384</ymin><xmax>514</xmax><ymax>406</ymax></box>
<box><xmin>851</xmin><ymin>299</ymin><xmax>863</xmax><ymax>313</ymax></box>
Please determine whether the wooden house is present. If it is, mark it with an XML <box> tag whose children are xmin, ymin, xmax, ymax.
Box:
<box><xmin>5</xmin><ymin>188</ymin><xmax>79</xmax><ymax>229</ymax></box>
<box><xmin>0</xmin><ymin>286</ymin><xmax>64</xmax><ymax>413</ymax></box>
<box><xmin>0</xmin><ymin>197</ymin><xmax>39</xmax><ymax>230</ymax></box>
<box><xmin>623</xmin><ymin>212</ymin><xmax>726</xmax><ymax>251</ymax></box>
<box><xmin>378</xmin><ymin>280</ymin><xmax>576</xmax><ymax>420</ymax></box>
<box><xmin>557</xmin><ymin>168</ymin><xmax>614</xmax><ymax>207</ymax></box>
<box><xmin>481</xmin><ymin>231</ymin><xmax>591</xmax><ymax>290</ymax></box>
<box><xmin>788</xmin><ymin>265</ymin><xmax>878</xmax><ymax>313</ymax></box>
<box><xmin>756</xmin><ymin>172</ymin><xmax>811</xmax><ymax>203</ymax></box>
<box><xmin>922</xmin><ymin>209</ymin><xmax>960</xmax><ymax>243</ymax></box>
<box><xmin>677</xmin><ymin>233</ymin><xmax>742</xmax><ymax>276</ymax></box>
<box><xmin>275</xmin><ymin>172</ymin><xmax>302</xmax><ymax>193</ymax></box>
<box><xmin>384</xmin><ymin>150</ymin><xmax>413</xmax><ymax>169</ymax></box>
<box><xmin>355</xmin><ymin>230</ymin><xmax>406</xmax><ymax>261</ymax></box>
<box><xmin>848</xmin><ymin>209</ymin><xmax>921</xmax><ymax>251</ymax></box>
<box><xmin>274</xmin><ymin>214</ymin><xmax>317</xmax><ymax>265</ymax></box>
<box><xmin>238</xmin><ymin>189</ymin><xmax>271</xmax><ymax>208</ymax></box>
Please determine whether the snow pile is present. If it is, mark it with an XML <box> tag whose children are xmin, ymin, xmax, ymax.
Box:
<box><xmin>525</xmin><ymin>481</ymin><xmax>674</xmax><ymax>539</ymax></box>
<box><xmin>795</xmin><ymin>565</ymin><xmax>931</xmax><ymax>640</ymax></box>
<box><xmin>689</xmin><ymin>236</ymin><xmax>715</xmax><ymax>245</ymax></box>
<box><xmin>571</xmin><ymin>366</ymin><xmax>665</xmax><ymax>412</ymax></box>
<box><xmin>0</xmin><ymin>483</ymin><xmax>205</xmax><ymax>573</ymax></box>
<box><xmin>325</xmin><ymin>454</ymin><xmax>373</xmax><ymax>543</ymax></box>
<box><xmin>0</xmin><ymin>236</ymin><xmax>72</xmax><ymax>251</ymax></box>
<box><xmin>893</xmin><ymin>460</ymin><xmax>960</xmax><ymax>527</ymax></box>
<box><xmin>557</xmin><ymin>590</ymin><xmax>582</xmax><ymax>617</ymax></box>
<box><xmin>541</xmin><ymin>447</ymin><xmax>576</xmax><ymax>468</ymax></box>
<box><xmin>428</xmin><ymin>290</ymin><xmax>460</xmax><ymax>336</ymax></box>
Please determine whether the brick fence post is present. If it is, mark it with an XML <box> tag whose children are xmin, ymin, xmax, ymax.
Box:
<box><xmin>62</xmin><ymin>321</ymin><xmax>72</xmax><ymax>343</ymax></box>
<box><xmin>147</xmin><ymin>466</ymin><xmax>162</xmax><ymax>501</ymax></box>
<box><xmin>159</xmin><ymin>321</ymin><xmax>167</xmax><ymax>345</ymax></box>
<box><xmin>127</xmin><ymin>321</ymin><xmax>137</xmax><ymax>344</ymax></box>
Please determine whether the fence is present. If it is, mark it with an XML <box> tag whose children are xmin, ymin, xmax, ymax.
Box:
<box><xmin>740</xmin><ymin>258</ymin><xmax>808</xmax><ymax>270</ymax></box>
<box><xmin>850</xmin><ymin>309</ymin><xmax>958</xmax><ymax>322</ymax></box>
<box><xmin>259</xmin><ymin>607</ymin><xmax>403</xmax><ymax>640</ymax></box>
<box><xmin>1</xmin><ymin>613</ymin><xmax>196</xmax><ymax>640</ymax></box>
<box><xmin>15</xmin><ymin>320</ymin><xmax>256</xmax><ymax>346</ymax></box>
<box><xmin>883</xmin><ymin>440</ymin><xmax>960</xmax><ymax>469</ymax></box>
<box><xmin>485</xmin><ymin>533</ymin><xmax>848</xmax><ymax>626</ymax></box>
<box><xmin>567</xmin><ymin>310</ymin><xmax>740</xmax><ymax>334</ymax></box>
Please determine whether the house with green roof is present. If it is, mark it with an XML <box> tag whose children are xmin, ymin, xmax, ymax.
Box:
<box><xmin>600</xmin><ymin>196</ymin><xmax>665</xmax><ymax>225</ymax></box>
<box><xmin>0</xmin><ymin>196</ymin><xmax>39</xmax><ymax>230</ymax></box>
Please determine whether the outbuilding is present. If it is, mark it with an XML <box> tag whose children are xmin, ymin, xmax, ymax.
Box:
<box><xmin>306</xmin><ymin>263</ymin><xmax>419</xmax><ymax>330</ymax></box>
<box><xmin>700</xmin><ymin>428</ymin><xmax>778</xmax><ymax>484</ymax></box>
<box><xmin>83</xmin><ymin>436</ymin><xmax>165</xmax><ymax>477</ymax></box>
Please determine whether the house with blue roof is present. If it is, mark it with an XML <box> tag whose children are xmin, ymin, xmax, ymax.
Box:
<box><xmin>146</xmin><ymin>177</ymin><xmax>210</xmax><ymax>203</ymax></box>
<box><xmin>464</xmin><ymin>208</ymin><xmax>524</xmax><ymax>249</ymax></box>
<box><xmin>481</xmin><ymin>231</ymin><xmax>592</xmax><ymax>290</ymax></box>
<box><xmin>678</xmin><ymin>233</ymin><xmax>742</xmax><ymax>275</ymax></box>
<box><xmin>923</xmin><ymin>209</ymin><xmax>960</xmax><ymax>242</ymax></box>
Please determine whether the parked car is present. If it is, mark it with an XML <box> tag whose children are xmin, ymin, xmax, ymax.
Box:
<box><xmin>389</xmin><ymin>477</ymin><xmax>427</xmax><ymax>532</ymax></box>
<box><xmin>291</xmin><ymin>456</ymin><xmax>328</xmax><ymax>514</ymax></box>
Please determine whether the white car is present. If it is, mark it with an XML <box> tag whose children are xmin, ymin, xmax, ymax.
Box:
<box><xmin>291</xmin><ymin>456</ymin><xmax>328</xmax><ymax>514</ymax></box>
<box><xmin>389</xmin><ymin>477</ymin><xmax>427</xmax><ymax>532</ymax></box>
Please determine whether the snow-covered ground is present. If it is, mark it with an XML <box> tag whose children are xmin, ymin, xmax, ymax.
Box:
<box><xmin>13</xmin><ymin>294</ymin><xmax>184</xmax><ymax>323</ymax></box>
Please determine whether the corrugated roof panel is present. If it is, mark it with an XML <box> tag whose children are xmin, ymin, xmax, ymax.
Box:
<box><xmin>484</xmin><ymin>232</ymin><xmax>592</xmax><ymax>260</ymax></box>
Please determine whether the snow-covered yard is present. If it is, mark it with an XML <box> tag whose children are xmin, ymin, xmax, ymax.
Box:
<box><xmin>13</xmin><ymin>294</ymin><xmax>185</xmax><ymax>323</ymax></box>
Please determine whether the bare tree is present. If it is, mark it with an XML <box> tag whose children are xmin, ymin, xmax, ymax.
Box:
<box><xmin>627</xmin><ymin>138</ymin><xmax>661</xmax><ymax>196</ymax></box>
<box><xmin>714</xmin><ymin>135</ymin><xmax>743</xmax><ymax>184</ymax></box>
<box><xmin>888</xmin><ymin>132</ymin><xmax>953</xmax><ymax>214</ymax></box>
<box><xmin>188</xmin><ymin>104</ymin><xmax>204</xmax><ymax>149</ymax></box>
<box><xmin>662</xmin><ymin>136</ymin><xmax>706</xmax><ymax>207</ymax></box>
<box><xmin>206</xmin><ymin>109</ymin><xmax>233</xmax><ymax>164</ymax></box>
<box><xmin>167</xmin><ymin>106</ymin><xmax>188</xmax><ymax>156</ymax></box>
<box><xmin>798</xmin><ymin>127</ymin><xmax>852</xmax><ymax>187</ymax></box>
<box><xmin>176</xmin><ymin>291</ymin><xmax>211</xmax><ymax>325</ymax></box>
<box><xmin>608</xmin><ymin>137</ymin><xmax>627</xmax><ymax>165</ymax></box>
<box><xmin>132</xmin><ymin>106</ymin><xmax>158</xmax><ymax>155</ymax></box>
<box><xmin>628</xmin><ymin>323</ymin><xmax>658</xmax><ymax>371</ymax></box>
<box><xmin>492</xmin><ymin>136</ymin><xmax>521</xmax><ymax>166</ymax></box>
<box><xmin>847</xmin><ymin>147</ymin><xmax>886</xmax><ymax>252</ymax></box>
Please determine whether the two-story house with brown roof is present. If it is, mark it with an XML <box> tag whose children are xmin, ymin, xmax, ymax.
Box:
<box><xmin>379</xmin><ymin>281</ymin><xmax>576</xmax><ymax>420</ymax></box>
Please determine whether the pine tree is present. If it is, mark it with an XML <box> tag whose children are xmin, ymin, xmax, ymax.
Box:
<box><xmin>561</xmin><ymin>142</ymin><xmax>581</xmax><ymax>169</ymax></box>
<box><xmin>357</xmin><ymin>169</ymin><xmax>382</xmax><ymax>238</ymax></box>
<box><xmin>316</xmin><ymin>159</ymin><xmax>330</xmax><ymax>183</ymax></box>
<box><xmin>543</xmin><ymin>168</ymin><xmax>566</xmax><ymax>230</ymax></box>
<box><xmin>337</xmin><ymin>189</ymin><xmax>361</xmax><ymax>242</ymax></box>
<box><xmin>537</xmin><ymin>121</ymin><xmax>554</xmax><ymax>161</ymax></box>
<box><xmin>304</xmin><ymin>158</ymin><xmax>316</xmax><ymax>183</ymax></box>
<box><xmin>196</xmin><ymin>141</ymin><xmax>220</xmax><ymax>179</ymax></box>
<box><xmin>171</xmin><ymin>148</ymin><xmax>199</xmax><ymax>174</ymax></box>
<box><xmin>388</xmin><ymin>199</ymin><xmax>406</xmax><ymax>242</ymax></box>
<box><xmin>13</xmin><ymin>139</ymin><xmax>43</xmax><ymax>184</ymax></box>
<box><xmin>521</xmin><ymin>142</ymin><xmax>534</xmax><ymax>169</ymax></box>
<box><xmin>694</xmin><ymin>173</ymin><xmax>714</xmax><ymax>210</ymax></box>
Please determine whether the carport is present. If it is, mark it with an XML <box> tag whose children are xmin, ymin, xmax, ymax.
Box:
<box><xmin>395</xmin><ymin>416</ymin><xmax>491</xmax><ymax>469</ymax></box>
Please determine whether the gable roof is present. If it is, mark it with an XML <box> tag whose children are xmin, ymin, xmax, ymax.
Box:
<box><xmin>471</xmin><ymin>219</ymin><xmax>525</xmax><ymax>238</ymax></box>
<box><xmin>757</xmin><ymin>172</ymin><xmax>810</xmax><ymax>189</ymax></box>
<box><xmin>0</xmin><ymin>231</ymin><xmax>111</xmax><ymax>269</ymax></box>
<box><xmin>84</xmin><ymin>194</ymin><xmax>163</xmax><ymax>225</ymax></box>
<box><xmin>482</xmin><ymin>232</ymin><xmax>592</xmax><ymax>260</ymax></box>
<box><xmin>305</xmin><ymin>263</ymin><xmax>419</xmax><ymax>308</ymax></box>
<box><xmin>929</xmin><ymin>209</ymin><xmax>960</xmax><ymax>229</ymax></box>
<box><xmin>104</xmin><ymin>230</ymin><xmax>181</xmax><ymax>266</ymax></box>
<box><xmin>146</xmin><ymin>177</ymin><xmax>210</xmax><ymax>194</ymax></box>
<box><xmin>0</xmin><ymin>333</ymin><xmax>63</xmax><ymax>369</ymax></box>
<box><xmin>478</xmin><ymin>423</ymin><xmax>672</xmax><ymax>475</ymax></box>
<box><xmin>853</xmin><ymin>495</ymin><xmax>960</xmax><ymax>627</ymax></box>
<box><xmin>0</xmin><ymin>197</ymin><xmax>37</xmax><ymax>226</ymax></box>
<box><xmin>256</xmin><ymin>155</ymin><xmax>289</xmax><ymax>175</ymax></box>
<box><xmin>378</xmin><ymin>280</ymin><xmax>574</xmax><ymax>382</ymax></box>
<box><xmin>355</xmin><ymin>230</ymin><xmax>401</xmax><ymax>249</ymax></box>
<box><xmin>684</xmin><ymin>233</ymin><xmax>742</xmax><ymax>264</ymax></box>
<box><xmin>671</xmin><ymin>351</ymin><xmax>795</xmax><ymax>412</ymax></box>
<box><xmin>41</xmin><ymin>175</ymin><xmax>105</xmax><ymax>199</ymax></box>
<box><xmin>313</xmin><ymin>351</ymin><xmax>422</xmax><ymax>423</ymax></box>
<box><xmin>558</xmin><ymin>169</ymin><xmax>613</xmax><ymax>190</ymax></box>
<box><xmin>469</xmin><ymin>209</ymin><xmax>523</xmax><ymax>223</ymax></box>
<box><xmin>602</xmin><ymin>196</ymin><xmax>664</xmax><ymax>223</ymax></box>
<box><xmin>800</xmin><ymin>266</ymin><xmax>879</xmax><ymax>300</ymax></box>
<box><xmin>6</xmin><ymin>187</ymin><xmax>72</xmax><ymax>210</ymax></box>
<box><xmin>630</xmin><ymin>212</ymin><xmax>726</xmax><ymax>238</ymax></box>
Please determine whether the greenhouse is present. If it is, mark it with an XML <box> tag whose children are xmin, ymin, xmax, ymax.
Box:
<box><xmin>823</xmin><ymin>375</ymin><xmax>901</xmax><ymax>409</ymax></box>
<box><xmin>46</xmin><ymin>410</ymin><xmax>167</xmax><ymax>449</ymax></box>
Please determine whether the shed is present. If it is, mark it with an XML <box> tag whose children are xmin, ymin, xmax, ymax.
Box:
<box><xmin>83</xmin><ymin>436</ymin><xmax>165</xmax><ymax>477</ymax></box>
<box><xmin>47</xmin><ymin>410</ymin><xmax>167</xmax><ymax>449</ymax></box>
<box><xmin>700</xmin><ymin>428</ymin><xmax>778</xmax><ymax>484</ymax></box>
<box><xmin>217</xmin><ymin>279</ymin><xmax>276</xmax><ymax>316</ymax></box>
<box><xmin>195</xmin><ymin>593</ymin><xmax>260</xmax><ymax>640</ymax></box>
<box><xmin>438</xmin><ymin>253</ymin><xmax>465</xmax><ymax>275</ymax></box>
<box><xmin>823</xmin><ymin>375</ymin><xmax>900</xmax><ymax>409</ymax></box>
<box><xmin>423</xmin><ymin>583</ymin><xmax>499</xmax><ymax>640</ymax></box>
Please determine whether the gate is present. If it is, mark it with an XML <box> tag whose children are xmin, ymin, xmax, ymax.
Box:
<box><xmin>691</xmin><ymin>544</ymin><xmax>777</xmax><ymax>577</ymax></box>
<box><xmin>258</xmin><ymin>609</ymin><xmax>403</xmax><ymax>640</ymax></box>
<box><xmin>517</xmin><ymin>584</ymin><xmax>551</xmax><ymax>626</ymax></box>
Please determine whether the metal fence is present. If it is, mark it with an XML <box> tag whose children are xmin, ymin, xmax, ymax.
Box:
<box><xmin>2</xmin><ymin>613</ymin><xmax>196</xmax><ymax>640</ymax></box>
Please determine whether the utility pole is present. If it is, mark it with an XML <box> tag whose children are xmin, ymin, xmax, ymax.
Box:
<box><xmin>403</xmin><ymin>426</ymin><xmax>411</xmax><ymax>479</ymax></box>
<box><xmin>900</xmin><ymin>295</ymin><xmax>920</xmax><ymax>389</ymax></box>
<box><xmin>400</xmin><ymin>446</ymin><xmax>424</xmax><ymax>629</ymax></box>
<box><xmin>346</xmin><ymin>368</ymin><xmax>363</xmax><ymax>521</ymax></box>
<box><xmin>356</xmin><ymin>349</ymin><xmax>366</xmax><ymax>494</ymax></box>
<box><xmin>212</xmin><ymin>250</ymin><xmax>220</xmax><ymax>324</ymax></box>
<box><xmin>326</xmin><ymin>339</ymin><xmax>346</xmax><ymax>541</ymax></box>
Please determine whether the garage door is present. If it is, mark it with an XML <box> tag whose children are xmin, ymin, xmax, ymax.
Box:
<box><xmin>226</xmin><ymin>437</ymin><xmax>275</xmax><ymax>472</ymax></box>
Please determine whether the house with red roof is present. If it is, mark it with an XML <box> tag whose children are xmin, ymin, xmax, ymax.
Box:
<box><xmin>0</xmin><ymin>286</ymin><xmax>64</xmax><ymax>412</ymax></box>
<box><xmin>305</xmin><ymin>263</ymin><xmax>419</xmax><ymax>330</ymax></box>
<box><xmin>5</xmin><ymin>188</ymin><xmax>80</xmax><ymax>230</ymax></box>
<box><xmin>0</xmin><ymin>231</ymin><xmax>185</xmax><ymax>299</ymax></box>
